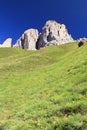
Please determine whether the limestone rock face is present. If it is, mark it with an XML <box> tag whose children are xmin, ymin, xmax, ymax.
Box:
<box><xmin>36</xmin><ymin>20</ymin><xmax>73</xmax><ymax>49</ymax></box>
<box><xmin>0</xmin><ymin>38</ymin><xmax>12</xmax><ymax>48</ymax></box>
<box><xmin>14</xmin><ymin>29</ymin><xmax>39</xmax><ymax>50</ymax></box>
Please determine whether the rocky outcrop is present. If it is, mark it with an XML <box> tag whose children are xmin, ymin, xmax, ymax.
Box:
<box><xmin>78</xmin><ymin>38</ymin><xmax>87</xmax><ymax>43</ymax></box>
<box><xmin>36</xmin><ymin>20</ymin><xmax>73</xmax><ymax>49</ymax></box>
<box><xmin>78</xmin><ymin>38</ymin><xmax>87</xmax><ymax>47</ymax></box>
<box><xmin>14</xmin><ymin>20</ymin><xmax>74</xmax><ymax>50</ymax></box>
<box><xmin>14</xmin><ymin>29</ymin><xmax>39</xmax><ymax>50</ymax></box>
<box><xmin>0</xmin><ymin>38</ymin><xmax>12</xmax><ymax>48</ymax></box>
<box><xmin>78</xmin><ymin>41</ymin><xmax>84</xmax><ymax>47</ymax></box>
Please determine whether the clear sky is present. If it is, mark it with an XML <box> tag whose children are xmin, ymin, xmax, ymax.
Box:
<box><xmin>0</xmin><ymin>0</ymin><xmax>87</xmax><ymax>44</ymax></box>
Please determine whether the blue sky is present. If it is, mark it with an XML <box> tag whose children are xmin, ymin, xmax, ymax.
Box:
<box><xmin>0</xmin><ymin>0</ymin><xmax>87</xmax><ymax>44</ymax></box>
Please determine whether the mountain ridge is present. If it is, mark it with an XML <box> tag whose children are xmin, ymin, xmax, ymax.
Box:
<box><xmin>0</xmin><ymin>20</ymin><xmax>74</xmax><ymax>49</ymax></box>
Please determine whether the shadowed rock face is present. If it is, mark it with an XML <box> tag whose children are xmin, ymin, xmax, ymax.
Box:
<box><xmin>36</xmin><ymin>34</ymin><xmax>47</xmax><ymax>50</ymax></box>
<box><xmin>78</xmin><ymin>41</ymin><xmax>84</xmax><ymax>47</ymax></box>
<box><xmin>0</xmin><ymin>38</ymin><xmax>12</xmax><ymax>48</ymax></box>
<box><xmin>14</xmin><ymin>29</ymin><xmax>39</xmax><ymax>50</ymax></box>
<box><xmin>36</xmin><ymin>20</ymin><xmax>74</xmax><ymax>49</ymax></box>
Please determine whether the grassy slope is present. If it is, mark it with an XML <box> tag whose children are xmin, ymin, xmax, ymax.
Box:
<box><xmin>0</xmin><ymin>43</ymin><xmax>87</xmax><ymax>130</ymax></box>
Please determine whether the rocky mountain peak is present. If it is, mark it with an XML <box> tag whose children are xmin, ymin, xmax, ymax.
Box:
<box><xmin>14</xmin><ymin>20</ymin><xmax>74</xmax><ymax>50</ymax></box>
<box><xmin>36</xmin><ymin>20</ymin><xmax>73</xmax><ymax>49</ymax></box>
<box><xmin>0</xmin><ymin>38</ymin><xmax>12</xmax><ymax>48</ymax></box>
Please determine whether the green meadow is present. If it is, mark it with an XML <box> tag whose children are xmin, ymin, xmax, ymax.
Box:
<box><xmin>0</xmin><ymin>42</ymin><xmax>87</xmax><ymax>130</ymax></box>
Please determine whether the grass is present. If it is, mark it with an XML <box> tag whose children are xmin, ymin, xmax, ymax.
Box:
<box><xmin>0</xmin><ymin>42</ymin><xmax>87</xmax><ymax>130</ymax></box>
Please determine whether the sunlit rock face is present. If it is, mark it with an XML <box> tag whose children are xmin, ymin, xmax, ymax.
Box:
<box><xmin>0</xmin><ymin>38</ymin><xmax>12</xmax><ymax>48</ymax></box>
<box><xmin>14</xmin><ymin>29</ymin><xmax>39</xmax><ymax>50</ymax></box>
<box><xmin>36</xmin><ymin>20</ymin><xmax>73</xmax><ymax>49</ymax></box>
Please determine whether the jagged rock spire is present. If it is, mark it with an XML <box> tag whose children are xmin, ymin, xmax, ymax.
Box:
<box><xmin>36</xmin><ymin>20</ymin><xmax>73</xmax><ymax>49</ymax></box>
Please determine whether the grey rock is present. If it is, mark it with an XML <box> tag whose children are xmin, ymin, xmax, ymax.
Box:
<box><xmin>14</xmin><ymin>29</ymin><xmax>39</xmax><ymax>50</ymax></box>
<box><xmin>36</xmin><ymin>20</ymin><xmax>74</xmax><ymax>49</ymax></box>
